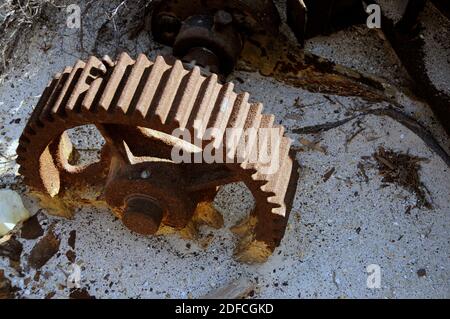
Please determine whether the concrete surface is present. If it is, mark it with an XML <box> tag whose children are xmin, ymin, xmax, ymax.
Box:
<box><xmin>0</xmin><ymin>0</ymin><xmax>449</xmax><ymax>299</ymax></box>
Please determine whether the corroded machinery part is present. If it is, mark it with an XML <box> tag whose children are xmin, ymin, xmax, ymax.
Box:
<box><xmin>286</xmin><ymin>0</ymin><xmax>367</xmax><ymax>45</ymax></box>
<box><xmin>150</xmin><ymin>0</ymin><xmax>368</xmax><ymax>66</ymax></box>
<box><xmin>16</xmin><ymin>53</ymin><xmax>299</xmax><ymax>263</ymax></box>
<box><xmin>151</xmin><ymin>0</ymin><xmax>281</xmax><ymax>42</ymax></box>
<box><xmin>376</xmin><ymin>0</ymin><xmax>450</xmax><ymax>134</ymax></box>
<box><xmin>150</xmin><ymin>0</ymin><xmax>281</xmax><ymax>74</ymax></box>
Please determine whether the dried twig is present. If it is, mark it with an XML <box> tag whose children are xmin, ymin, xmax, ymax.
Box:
<box><xmin>292</xmin><ymin>107</ymin><xmax>450</xmax><ymax>167</ymax></box>
<box><xmin>0</xmin><ymin>0</ymin><xmax>63</xmax><ymax>75</ymax></box>
<box><xmin>373</xmin><ymin>147</ymin><xmax>432</xmax><ymax>209</ymax></box>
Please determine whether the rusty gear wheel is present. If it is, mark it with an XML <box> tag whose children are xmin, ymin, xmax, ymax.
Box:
<box><xmin>16</xmin><ymin>53</ymin><xmax>299</xmax><ymax>263</ymax></box>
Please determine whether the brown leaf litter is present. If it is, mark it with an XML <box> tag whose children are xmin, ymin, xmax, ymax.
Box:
<box><xmin>373</xmin><ymin>147</ymin><xmax>431</xmax><ymax>209</ymax></box>
<box><xmin>20</xmin><ymin>213</ymin><xmax>44</xmax><ymax>240</ymax></box>
<box><xmin>0</xmin><ymin>269</ymin><xmax>17</xmax><ymax>299</ymax></box>
<box><xmin>295</xmin><ymin>137</ymin><xmax>328</xmax><ymax>154</ymax></box>
<box><xmin>69</xmin><ymin>288</ymin><xmax>95</xmax><ymax>299</ymax></box>
<box><xmin>0</xmin><ymin>236</ymin><xmax>23</xmax><ymax>270</ymax></box>
<box><xmin>323</xmin><ymin>167</ymin><xmax>336</xmax><ymax>182</ymax></box>
<box><xmin>28</xmin><ymin>230</ymin><xmax>60</xmax><ymax>269</ymax></box>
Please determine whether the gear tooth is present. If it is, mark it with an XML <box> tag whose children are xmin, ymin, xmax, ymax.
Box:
<box><xmin>39</xmin><ymin>68</ymin><xmax>72</xmax><ymax>122</ymax></box>
<box><xmin>239</xmin><ymin>104</ymin><xmax>264</xmax><ymax>168</ymax></box>
<box><xmin>167</xmin><ymin>66</ymin><xmax>202</xmax><ymax>130</ymax></box>
<box><xmin>98</xmin><ymin>53</ymin><xmax>134</xmax><ymax>113</ymax></box>
<box><xmin>16</xmin><ymin>150</ymin><xmax>26</xmax><ymax>168</ymax></box>
<box><xmin>120</xmin><ymin>52</ymin><xmax>133</xmax><ymax>60</ymax></box>
<box><xmin>19</xmin><ymin>135</ymin><xmax>31</xmax><ymax>145</ymax></box>
<box><xmin>224</xmin><ymin>93</ymin><xmax>250</xmax><ymax>160</ymax></box>
<box><xmin>81</xmin><ymin>76</ymin><xmax>103</xmax><ymax>113</ymax></box>
<box><xmin>116</xmin><ymin>53</ymin><xmax>151</xmax><ymax>115</ymax></box>
<box><xmin>248</xmin><ymin>114</ymin><xmax>275</xmax><ymax>169</ymax></box>
<box><xmin>260</xmin><ymin>114</ymin><xmax>275</xmax><ymax>129</ymax></box>
<box><xmin>151</xmin><ymin>59</ymin><xmax>186</xmax><ymax>124</ymax></box>
<box><xmin>260</xmin><ymin>136</ymin><xmax>291</xmax><ymax>193</ymax></box>
<box><xmin>66</xmin><ymin>56</ymin><xmax>103</xmax><ymax>113</ymax></box>
<box><xmin>206</xmin><ymin>83</ymin><xmax>235</xmax><ymax>129</ymax></box>
<box><xmin>273</xmin><ymin>124</ymin><xmax>285</xmax><ymax>137</ymax></box>
<box><xmin>102</xmin><ymin>55</ymin><xmax>115</xmax><ymax>68</ymax></box>
<box><xmin>268</xmin><ymin>159</ymin><xmax>293</xmax><ymax>216</ymax></box>
<box><xmin>227</xmin><ymin>93</ymin><xmax>250</xmax><ymax>129</ymax></box>
<box><xmin>18</xmin><ymin>166</ymin><xmax>26</xmax><ymax>175</ymax></box>
<box><xmin>253</xmin><ymin>124</ymin><xmax>283</xmax><ymax>181</ymax></box>
<box><xmin>29</xmin><ymin>76</ymin><xmax>59</xmax><ymax>130</ymax></box>
<box><xmin>50</xmin><ymin>60</ymin><xmax>86</xmax><ymax>116</ymax></box>
<box><xmin>16</xmin><ymin>144</ymin><xmax>27</xmax><ymax>156</ymax></box>
<box><xmin>187</xmin><ymin>73</ymin><xmax>220</xmax><ymax>138</ymax></box>
<box><xmin>135</xmin><ymin>55</ymin><xmax>169</xmax><ymax>119</ymax></box>
<box><xmin>82</xmin><ymin>56</ymin><xmax>117</xmax><ymax>114</ymax></box>
<box><xmin>244</xmin><ymin>103</ymin><xmax>263</xmax><ymax>133</ymax></box>
<box><xmin>64</xmin><ymin>66</ymin><xmax>72</xmax><ymax>72</ymax></box>
<box><xmin>206</xmin><ymin>83</ymin><xmax>237</xmax><ymax>148</ymax></box>
<box><xmin>24</xmin><ymin>126</ymin><xmax>36</xmax><ymax>136</ymax></box>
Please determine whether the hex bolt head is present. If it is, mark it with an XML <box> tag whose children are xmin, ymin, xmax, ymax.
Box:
<box><xmin>122</xmin><ymin>196</ymin><xmax>163</xmax><ymax>235</ymax></box>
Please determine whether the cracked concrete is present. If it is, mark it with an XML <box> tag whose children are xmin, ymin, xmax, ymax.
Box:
<box><xmin>0</xmin><ymin>0</ymin><xmax>449</xmax><ymax>299</ymax></box>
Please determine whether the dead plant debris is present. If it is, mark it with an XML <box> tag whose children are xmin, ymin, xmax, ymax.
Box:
<box><xmin>65</xmin><ymin>250</ymin><xmax>76</xmax><ymax>263</ymax></box>
<box><xmin>373</xmin><ymin>147</ymin><xmax>431</xmax><ymax>209</ymax></box>
<box><xmin>357</xmin><ymin>162</ymin><xmax>369</xmax><ymax>183</ymax></box>
<box><xmin>20</xmin><ymin>213</ymin><xmax>43</xmax><ymax>239</ymax></box>
<box><xmin>0</xmin><ymin>269</ymin><xmax>16</xmax><ymax>299</ymax></box>
<box><xmin>0</xmin><ymin>0</ymin><xmax>61</xmax><ymax>75</ymax></box>
<box><xmin>295</xmin><ymin>137</ymin><xmax>327</xmax><ymax>154</ymax></box>
<box><xmin>68</xmin><ymin>230</ymin><xmax>76</xmax><ymax>250</ymax></box>
<box><xmin>0</xmin><ymin>236</ymin><xmax>23</xmax><ymax>264</ymax></box>
<box><xmin>28</xmin><ymin>229</ymin><xmax>60</xmax><ymax>269</ymax></box>
<box><xmin>69</xmin><ymin>287</ymin><xmax>95</xmax><ymax>299</ymax></box>
<box><xmin>323</xmin><ymin>167</ymin><xmax>335</xmax><ymax>182</ymax></box>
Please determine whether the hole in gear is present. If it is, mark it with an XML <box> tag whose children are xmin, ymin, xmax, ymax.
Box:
<box><xmin>65</xmin><ymin>125</ymin><xmax>105</xmax><ymax>166</ymax></box>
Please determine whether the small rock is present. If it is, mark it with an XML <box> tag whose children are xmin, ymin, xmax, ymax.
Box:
<box><xmin>417</xmin><ymin>269</ymin><xmax>426</xmax><ymax>277</ymax></box>
<box><xmin>0</xmin><ymin>189</ymin><xmax>31</xmax><ymax>237</ymax></box>
<box><xmin>203</xmin><ymin>278</ymin><xmax>254</xmax><ymax>299</ymax></box>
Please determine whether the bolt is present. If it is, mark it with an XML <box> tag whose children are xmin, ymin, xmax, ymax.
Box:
<box><xmin>140</xmin><ymin>169</ymin><xmax>150</xmax><ymax>179</ymax></box>
<box><xmin>122</xmin><ymin>196</ymin><xmax>163</xmax><ymax>235</ymax></box>
<box><xmin>214</xmin><ymin>10</ymin><xmax>233</xmax><ymax>27</ymax></box>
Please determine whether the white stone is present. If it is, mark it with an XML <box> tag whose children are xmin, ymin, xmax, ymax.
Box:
<box><xmin>0</xmin><ymin>189</ymin><xmax>31</xmax><ymax>236</ymax></box>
